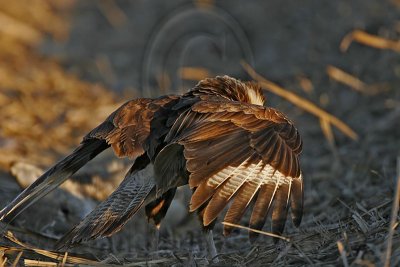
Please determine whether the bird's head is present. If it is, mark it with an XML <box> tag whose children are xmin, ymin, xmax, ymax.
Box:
<box><xmin>191</xmin><ymin>75</ymin><xmax>266</xmax><ymax>106</ymax></box>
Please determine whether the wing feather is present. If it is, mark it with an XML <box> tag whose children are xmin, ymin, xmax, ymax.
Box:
<box><xmin>190</xmin><ymin>152</ymin><xmax>251</xmax><ymax>212</ymax></box>
<box><xmin>290</xmin><ymin>175</ymin><xmax>303</xmax><ymax>227</ymax></box>
<box><xmin>271</xmin><ymin>183</ymin><xmax>291</xmax><ymax>236</ymax></box>
<box><xmin>186</xmin><ymin>130</ymin><xmax>251</xmax><ymax>187</ymax></box>
<box><xmin>57</xmin><ymin>155</ymin><xmax>155</xmax><ymax>249</ymax></box>
<box><xmin>249</xmin><ymin>183</ymin><xmax>276</xmax><ymax>241</ymax></box>
<box><xmin>202</xmin><ymin>156</ymin><xmax>262</xmax><ymax>225</ymax></box>
<box><xmin>223</xmin><ymin>161</ymin><xmax>264</xmax><ymax>235</ymax></box>
<box><xmin>163</xmin><ymin>99</ymin><xmax>303</xmax><ymax>238</ymax></box>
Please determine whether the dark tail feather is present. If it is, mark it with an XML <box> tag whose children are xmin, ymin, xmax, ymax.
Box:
<box><xmin>0</xmin><ymin>139</ymin><xmax>109</xmax><ymax>222</ymax></box>
<box><xmin>145</xmin><ymin>188</ymin><xmax>177</xmax><ymax>227</ymax></box>
<box><xmin>290</xmin><ymin>177</ymin><xmax>303</xmax><ymax>227</ymax></box>
<box><xmin>56</xmin><ymin>155</ymin><xmax>155</xmax><ymax>250</ymax></box>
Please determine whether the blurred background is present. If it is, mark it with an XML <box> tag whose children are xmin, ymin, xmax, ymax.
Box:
<box><xmin>0</xmin><ymin>0</ymin><xmax>399</xmax><ymax>265</ymax></box>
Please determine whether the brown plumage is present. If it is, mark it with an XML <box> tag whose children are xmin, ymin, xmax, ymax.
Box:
<box><xmin>0</xmin><ymin>75</ymin><xmax>303</xmax><ymax>250</ymax></box>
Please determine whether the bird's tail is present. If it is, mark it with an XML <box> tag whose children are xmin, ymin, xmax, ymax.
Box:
<box><xmin>0</xmin><ymin>139</ymin><xmax>109</xmax><ymax>222</ymax></box>
<box><xmin>55</xmin><ymin>155</ymin><xmax>155</xmax><ymax>250</ymax></box>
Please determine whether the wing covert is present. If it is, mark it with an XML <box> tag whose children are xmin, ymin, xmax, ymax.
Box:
<box><xmin>89</xmin><ymin>96</ymin><xmax>180</xmax><ymax>159</ymax></box>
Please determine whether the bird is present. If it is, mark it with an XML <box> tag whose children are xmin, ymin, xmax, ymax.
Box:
<box><xmin>0</xmin><ymin>75</ymin><xmax>303</xmax><ymax>260</ymax></box>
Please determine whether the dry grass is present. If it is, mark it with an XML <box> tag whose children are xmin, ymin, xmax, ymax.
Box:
<box><xmin>3</xmin><ymin>231</ymin><xmax>98</xmax><ymax>265</ymax></box>
<box><xmin>0</xmin><ymin>1</ymin><xmax>120</xmax><ymax>169</ymax></box>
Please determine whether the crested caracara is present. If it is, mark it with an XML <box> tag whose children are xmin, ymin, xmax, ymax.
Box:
<box><xmin>0</xmin><ymin>76</ymin><xmax>303</xmax><ymax>259</ymax></box>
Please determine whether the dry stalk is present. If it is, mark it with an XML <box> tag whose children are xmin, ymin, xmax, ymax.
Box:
<box><xmin>222</xmin><ymin>222</ymin><xmax>290</xmax><ymax>241</ymax></box>
<box><xmin>61</xmin><ymin>252</ymin><xmax>68</xmax><ymax>267</ymax></box>
<box><xmin>326</xmin><ymin>65</ymin><xmax>388</xmax><ymax>95</ymax></box>
<box><xmin>327</xmin><ymin>65</ymin><xmax>366</xmax><ymax>92</ymax></box>
<box><xmin>0</xmin><ymin>250</ymin><xmax>6</xmax><ymax>267</ymax></box>
<box><xmin>340</xmin><ymin>29</ymin><xmax>400</xmax><ymax>52</ymax></box>
<box><xmin>11</xmin><ymin>251</ymin><xmax>23</xmax><ymax>267</ymax></box>
<box><xmin>320</xmin><ymin>118</ymin><xmax>335</xmax><ymax>149</ymax></box>
<box><xmin>24</xmin><ymin>259</ymin><xmax>58</xmax><ymax>267</ymax></box>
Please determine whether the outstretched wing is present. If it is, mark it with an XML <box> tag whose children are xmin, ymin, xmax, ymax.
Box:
<box><xmin>162</xmin><ymin>99</ymin><xmax>303</xmax><ymax>237</ymax></box>
<box><xmin>0</xmin><ymin>96</ymin><xmax>178</xmax><ymax>222</ymax></box>
<box><xmin>0</xmin><ymin>139</ymin><xmax>109</xmax><ymax>222</ymax></box>
<box><xmin>56</xmin><ymin>155</ymin><xmax>156</xmax><ymax>249</ymax></box>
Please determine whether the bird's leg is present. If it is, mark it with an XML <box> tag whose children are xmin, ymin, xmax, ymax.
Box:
<box><xmin>145</xmin><ymin>189</ymin><xmax>177</xmax><ymax>257</ymax></box>
<box><xmin>197</xmin><ymin>204</ymin><xmax>219</xmax><ymax>262</ymax></box>
<box><xmin>146</xmin><ymin>222</ymin><xmax>160</xmax><ymax>258</ymax></box>
<box><xmin>204</xmin><ymin>229</ymin><xmax>219</xmax><ymax>263</ymax></box>
<box><xmin>152</xmin><ymin>223</ymin><xmax>160</xmax><ymax>252</ymax></box>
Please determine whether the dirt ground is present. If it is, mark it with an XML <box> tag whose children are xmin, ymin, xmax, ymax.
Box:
<box><xmin>0</xmin><ymin>0</ymin><xmax>399</xmax><ymax>266</ymax></box>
